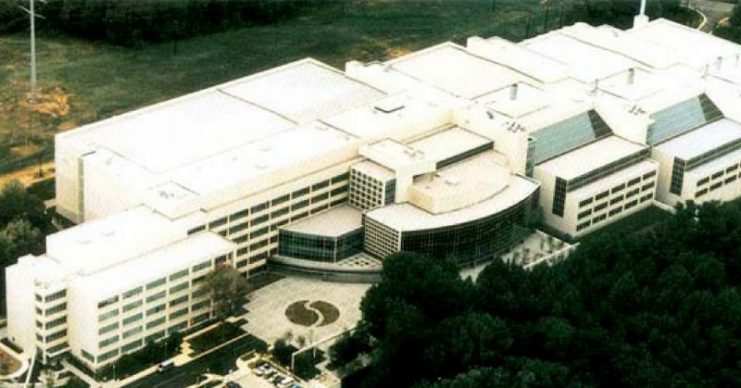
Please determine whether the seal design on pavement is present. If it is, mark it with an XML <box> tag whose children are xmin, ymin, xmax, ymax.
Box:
<box><xmin>285</xmin><ymin>300</ymin><xmax>340</xmax><ymax>327</ymax></box>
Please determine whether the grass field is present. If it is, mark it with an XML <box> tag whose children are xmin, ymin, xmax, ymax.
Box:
<box><xmin>0</xmin><ymin>0</ymin><xmax>584</xmax><ymax>144</ymax></box>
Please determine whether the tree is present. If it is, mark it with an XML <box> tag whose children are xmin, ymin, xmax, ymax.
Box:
<box><xmin>0</xmin><ymin>180</ymin><xmax>51</xmax><ymax>233</ymax></box>
<box><xmin>199</xmin><ymin>263</ymin><xmax>248</xmax><ymax>321</ymax></box>
<box><xmin>357</xmin><ymin>200</ymin><xmax>741</xmax><ymax>388</ymax></box>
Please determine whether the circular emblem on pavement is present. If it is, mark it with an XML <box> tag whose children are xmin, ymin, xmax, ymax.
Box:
<box><xmin>285</xmin><ymin>300</ymin><xmax>340</xmax><ymax>327</ymax></box>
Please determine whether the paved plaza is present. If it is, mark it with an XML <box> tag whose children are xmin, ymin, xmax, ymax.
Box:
<box><xmin>242</xmin><ymin>277</ymin><xmax>372</xmax><ymax>346</ymax></box>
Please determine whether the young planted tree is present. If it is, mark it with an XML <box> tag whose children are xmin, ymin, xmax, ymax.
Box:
<box><xmin>200</xmin><ymin>263</ymin><xmax>248</xmax><ymax>321</ymax></box>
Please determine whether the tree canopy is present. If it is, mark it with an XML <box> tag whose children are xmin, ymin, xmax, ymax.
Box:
<box><xmin>200</xmin><ymin>263</ymin><xmax>248</xmax><ymax>321</ymax></box>
<box><xmin>355</xmin><ymin>200</ymin><xmax>741</xmax><ymax>387</ymax></box>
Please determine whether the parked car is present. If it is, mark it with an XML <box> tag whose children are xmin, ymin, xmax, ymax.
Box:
<box><xmin>255</xmin><ymin>364</ymin><xmax>272</xmax><ymax>376</ymax></box>
<box><xmin>277</xmin><ymin>376</ymin><xmax>295</xmax><ymax>388</ymax></box>
<box><xmin>157</xmin><ymin>360</ymin><xmax>174</xmax><ymax>373</ymax></box>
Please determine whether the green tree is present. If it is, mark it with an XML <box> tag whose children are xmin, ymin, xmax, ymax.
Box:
<box><xmin>200</xmin><ymin>263</ymin><xmax>248</xmax><ymax>321</ymax></box>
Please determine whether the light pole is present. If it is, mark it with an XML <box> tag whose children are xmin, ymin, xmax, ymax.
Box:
<box><xmin>19</xmin><ymin>0</ymin><xmax>45</xmax><ymax>99</ymax></box>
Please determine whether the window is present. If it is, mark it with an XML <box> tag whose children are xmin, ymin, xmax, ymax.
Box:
<box><xmin>123</xmin><ymin>326</ymin><xmax>143</xmax><ymax>339</ymax></box>
<box><xmin>146</xmin><ymin>317</ymin><xmax>166</xmax><ymax>329</ymax></box>
<box><xmin>712</xmin><ymin>171</ymin><xmax>724</xmax><ymax>179</ymax></box>
<box><xmin>624</xmin><ymin>200</ymin><xmax>639</xmax><ymax>209</ymax></box>
<box><xmin>696</xmin><ymin>188</ymin><xmax>708</xmax><ymax>198</ymax></box>
<box><xmin>146</xmin><ymin>291</ymin><xmax>166</xmax><ymax>304</ymax></box>
<box><xmin>291</xmin><ymin>200</ymin><xmax>310</xmax><ymax>211</ymax></box>
<box><xmin>192</xmin><ymin>300</ymin><xmax>210</xmax><ymax>311</ymax></box>
<box><xmin>187</xmin><ymin>225</ymin><xmax>205</xmax><ymax>235</ymax></box>
<box><xmin>725</xmin><ymin>175</ymin><xmax>737</xmax><ymax>184</ymax></box>
<box><xmin>626</xmin><ymin>188</ymin><xmax>640</xmax><ymax>198</ymax></box>
<box><xmin>698</xmin><ymin>177</ymin><xmax>710</xmax><ymax>186</ymax></box>
<box><xmin>552</xmin><ymin>177</ymin><xmax>567</xmax><ymax>217</ymax></box>
<box><xmin>312</xmin><ymin>193</ymin><xmax>329</xmax><ymax>203</ymax></box>
<box><xmin>123</xmin><ymin>287</ymin><xmax>142</xmax><ymax>300</ymax></box>
<box><xmin>123</xmin><ymin>300</ymin><xmax>142</xmax><ymax>313</ymax></box>
<box><xmin>169</xmin><ymin>269</ymin><xmax>189</xmax><ymax>281</ymax></box>
<box><xmin>251</xmin><ymin>202</ymin><xmax>269</xmax><ymax>213</ymax></box>
<box><xmin>578</xmin><ymin>198</ymin><xmax>593</xmax><ymax>207</ymax></box>
<box><xmin>628</xmin><ymin>177</ymin><xmax>641</xmax><ymax>186</ymax></box>
<box><xmin>99</xmin><ymin>309</ymin><xmax>118</xmax><ymax>322</ymax></box>
<box><xmin>46</xmin><ymin>316</ymin><xmax>66</xmax><ymax>330</ymax></box>
<box><xmin>610</xmin><ymin>195</ymin><xmax>624</xmax><ymax>205</ymax></box>
<box><xmin>146</xmin><ymin>304</ymin><xmax>166</xmax><ymax>316</ymax></box>
<box><xmin>146</xmin><ymin>278</ymin><xmax>166</xmax><ymax>290</ymax></box>
<box><xmin>576</xmin><ymin>221</ymin><xmax>591</xmax><ymax>231</ymax></box>
<box><xmin>331</xmin><ymin>186</ymin><xmax>348</xmax><ymax>196</ymax></box>
<box><xmin>99</xmin><ymin>335</ymin><xmax>119</xmax><ymax>348</ymax></box>
<box><xmin>670</xmin><ymin>158</ymin><xmax>686</xmax><ymax>195</ymax></box>
<box><xmin>271</xmin><ymin>207</ymin><xmax>289</xmax><ymax>219</ymax></box>
<box><xmin>192</xmin><ymin>260</ymin><xmax>212</xmax><ymax>273</ymax></box>
<box><xmin>208</xmin><ymin>217</ymin><xmax>228</xmax><ymax>229</ymax></box>
<box><xmin>611</xmin><ymin>183</ymin><xmax>625</xmax><ymax>194</ymax></box>
<box><xmin>332</xmin><ymin>173</ymin><xmax>350</xmax><ymax>183</ymax></box>
<box><xmin>230</xmin><ymin>209</ymin><xmax>249</xmax><ymax>221</ymax></box>
<box><xmin>312</xmin><ymin>181</ymin><xmax>330</xmax><ymax>191</ymax></box>
<box><xmin>82</xmin><ymin>349</ymin><xmax>95</xmax><ymax>363</ymax></box>
<box><xmin>169</xmin><ymin>308</ymin><xmax>188</xmax><ymax>320</ymax></box>
<box><xmin>121</xmin><ymin>339</ymin><xmax>143</xmax><ymax>353</ymax></box>
<box><xmin>578</xmin><ymin>209</ymin><xmax>592</xmax><ymax>220</ymax></box>
<box><xmin>250</xmin><ymin>227</ymin><xmax>269</xmax><ymax>239</ymax></box>
<box><xmin>609</xmin><ymin>207</ymin><xmax>622</xmax><ymax>216</ymax></box>
<box><xmin>271</xmin><ymin>194</ymin><xmax>290</xmax><ymax>206</ymax></box>
<box><xmin>45</xmin><ymin>290</ymin><xmax>66</xmax><ymax>303</ymax></box>
<box><xmin>98</xmin><ymin>296</ymin><xmax>119</xmax><ymax>309</ymax></box>
<box><xmin>229</xmin><ymin>222</ymin><xmax>248</xmax><ymax>234</ymax></box>
<box><xmin>169</xmin><ymin>282</ymin><xmax>189</xmax><ymax>294</ymax></box>
<box><xmin>593</xmin><ymin>214</ymin><xmax>607</xmax><ymax>223</ymax></box>
<box><xmin>99</xmin><ymin>322</ymin><xmax>118</xmax><ymax>335</ymax></box>
<box><xmin>46</xmin><ymin>303</ymin><xmax>67</xmax><ymax>315</ymax></box>
<box><xmin>595</xmin><ymin>191</ymin><xmax>609</xmax><ymax>200</ymax></box>
<box><xmin>169</xmin><ymin>295</ymin><xmax>189</xmax><ymax>307</ymax></box>
<box><xmin>292</xmin><ymin>188</ymin><xmax>310</xmax><ymax>199</ymax></box>
<box><xmin>642</xmin><ymin>182</ymin><xmax>654</xmax><ymax>191</ymax></box>
<box><xmin>123</xmin><ymin>313</ymin><xmax>143</xmax><ymax>326</ymax></box>
<box><xmin>251</xmin><ymin>214</ymin><xmax>269</xmax><ymax>226</ymax></box>
<box><xmin>192</xmin><ymin>288</ymin><xmax>209</xmax><ymax>299</ymax></box>
<box><xmin>594</xmin><ymin>202</ymin><xmax>608</xmax><ymax>212</ymax></box>
<box><xmin>99</xmin><ymin>349</ymin><xmax>119</xmax><ymax>362</ymax></box>
<box><xmin>640</xmin><ymin>194</ymin><xmax>653</xmax><ymax>202</ymax></box>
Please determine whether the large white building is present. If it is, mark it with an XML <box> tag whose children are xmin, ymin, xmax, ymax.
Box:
<box><xmin>7</xmin><ymin>16</ymin><xmax>741</xmax><ymax>369</ymax></box>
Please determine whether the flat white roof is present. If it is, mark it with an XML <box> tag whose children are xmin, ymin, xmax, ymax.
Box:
<box><xmin>72</xmin><ymin>232</ymin><xmax>234</xmax><ymax>299</ymax></box>
<box><xmin>96</xmin><ymin>90</ymin><xmax>294</xmax><ymax>173</ymax></box>
<box><xmin>362</xmin><ymin>126</ymin><xmax>491</xmax><ymax>171</ymax></box>
<box><xmin>366</xmin><ymin>174</ymin><xmax>538</xmax><ymax>231</ymax></box>
<box><xmin>221</xmin><ymin>60</ymin><xmax>386</xmax><ymax>123</ymax></box>
<box><xmin>410</xmin><ymin>151</ymin><xmax>512</xmax><ymax>213</ymax></box>
<box><xmin>45</xmin><ymin>206</ymin><xmax>183</xmax><ymax>275</ymax></box>
<box><xmin>168</xmin><ymin>121</ymin><xmax>358</xmax><ymax>196</ymax></box>
<box><xmin>478</xmin><ymin>36</ymin><xmax>570</xmax><ymax>82</ymax></box>
<box><xmin>387</xmin><ymin>43</ymin><xmax>537</xmax><ymax>99</ymax></box>
<box><xmin>627</xmin><ymin>19</ymin><xmax>741</xmax><ymax>69</ymax></box>
<box><xmin>523</xmin><ymin>30</ymin><xmax>640</xmax><ymax>82</ymax></box>
<box><xmin>280</xmin><ymin>205</ymin><xmax>363</xmax><ymax>237</ymax></box>
<box><xmin>655</xmin><ymin>118</ymin><xmax>741</xmax><ymax>160</ymax></box>
<box><xmin>537</xmin><ymin>136</ymin><xmax>646</xmax><ymax>180</ymax></box>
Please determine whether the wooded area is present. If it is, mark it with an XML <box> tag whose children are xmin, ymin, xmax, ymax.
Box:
<box><xmin>343</xmin><ymin>199</ymin><xmax>741</xmax><ymax>387</ymax></box>
<box><xmin>716</xmin><ymin>1</ymin><xmax>741</xmax><ymax>43</ymax></box>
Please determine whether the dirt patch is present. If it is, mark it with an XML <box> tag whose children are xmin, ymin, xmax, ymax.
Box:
<box><xmin>17</xmin><ymin>86</ymin><xmax>72</xmax><ymax>119</ymax></box>
<box><xmin>0</xmin><ymin>348</ymin><xmax>21</xmax><ymax>376</ymax></box>
<box><xmin>385</xmin><ymin>47</ymin><xmax>412</xmax><ymax>58</ymax></box>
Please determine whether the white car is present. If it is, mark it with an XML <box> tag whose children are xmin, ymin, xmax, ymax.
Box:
<box><xmin>277</xmin><ymin>377</ymin><xmax>295</xmax><ymax>388</ymax></box>
<box><xmin>254</xmin><ymin>364</ymin><xmax>272</xmax><ymax>376</ymax></box>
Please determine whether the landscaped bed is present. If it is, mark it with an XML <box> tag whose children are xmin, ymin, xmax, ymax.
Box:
<box><xmin>188</xmin><ymin>322</ymin><xmax>246</xmax><ymax>355</ymax></box>
<box><xmin>0</xmin><ymin>347</ymin><xmax>21</xmax><ymax>376</ymax></box>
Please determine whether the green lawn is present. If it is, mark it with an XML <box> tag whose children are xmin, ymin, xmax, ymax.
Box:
<box><xmin>0</xmin><ymin>0</ymin><xmax>569</xmax><ymax>141</ymax></box>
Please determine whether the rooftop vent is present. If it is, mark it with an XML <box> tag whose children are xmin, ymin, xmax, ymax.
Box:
<box><xmin>374</xmin><ymin>101</ymin><xmax>405</xmax><ymax>114</ymax></box>
<box><xmin>509</xmin><ymin>83</ymin><xmax>519</xmax><ymax>101</ymax></box>
<box><xmin>627</xmin><ymin>68</ymin><xmax>635</xmax><ymax>85</ymax></box>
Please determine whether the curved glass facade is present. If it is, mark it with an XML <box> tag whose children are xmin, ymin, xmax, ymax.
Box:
<box><xmin>398</xmin><ymin>191</ymin><xmax>537</xmax><ymax>265</ymax></box>
<box><xmin>278</xmin><ymin>228</ymin><xmax>364</xmax><ymax>262</ymax></box>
